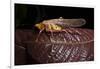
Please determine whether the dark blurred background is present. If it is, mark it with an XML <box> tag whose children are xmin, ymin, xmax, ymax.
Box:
<box><xmin>15</xmin><ymin>3</ymin><xmax>94</xmax><ymax>29</ymax></box>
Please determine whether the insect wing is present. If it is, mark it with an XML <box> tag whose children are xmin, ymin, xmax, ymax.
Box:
<box><xmin>62</xmin><ymin>19</ymin><xmax>86</xmax><ymax>27</ymax></box>
<box><xmin>42</xmin><ymin>18</ymin><xmax>86</xmax><ymax>28</ymax></box>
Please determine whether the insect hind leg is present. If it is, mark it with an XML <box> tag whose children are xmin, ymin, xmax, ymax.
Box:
<box><xmin>62</xmin><ymin>29</ymin><xmax>77</xmax><ymax>43</ymax></box>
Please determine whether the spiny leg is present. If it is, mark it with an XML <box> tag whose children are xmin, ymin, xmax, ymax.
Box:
<box><xmin>68</xmin><ymin>27</ymin><xmax>81</xmax><ymax>42</ymax></box>
<box><xmin>62</xmin><ymin>29</ymin><xmax>70</xmax><ymax>42</ymax></box>
<box><xmin>69</xmin><ymin>27</ymin><xmax>81</xmax><ymax>35</ymax></box>
<box><xmin>35</xmin><ymin>29</ymin><xmax>44</xmax><ymax>42</ymax></box>
<box><xmin>65</xmin><ymin>28</ymin><xmax>81</xmax><ymax>43</ymax></box>
<box><xmin>62</xmin><ymin>29</ymin><xmax>76</xmax><ymax>43</ymax></box>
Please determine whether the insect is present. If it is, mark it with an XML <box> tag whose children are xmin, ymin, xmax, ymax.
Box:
<box><xmin>35</xmin><ymin>17</ymin><xmax>86</xmax><ymax>42</ymax></box>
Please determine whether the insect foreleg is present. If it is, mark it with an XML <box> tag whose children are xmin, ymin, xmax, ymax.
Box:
<box><xmin>35</xmin><ymin>29</ymin><xmax>44</xmax><ymax>42</ymax></box>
